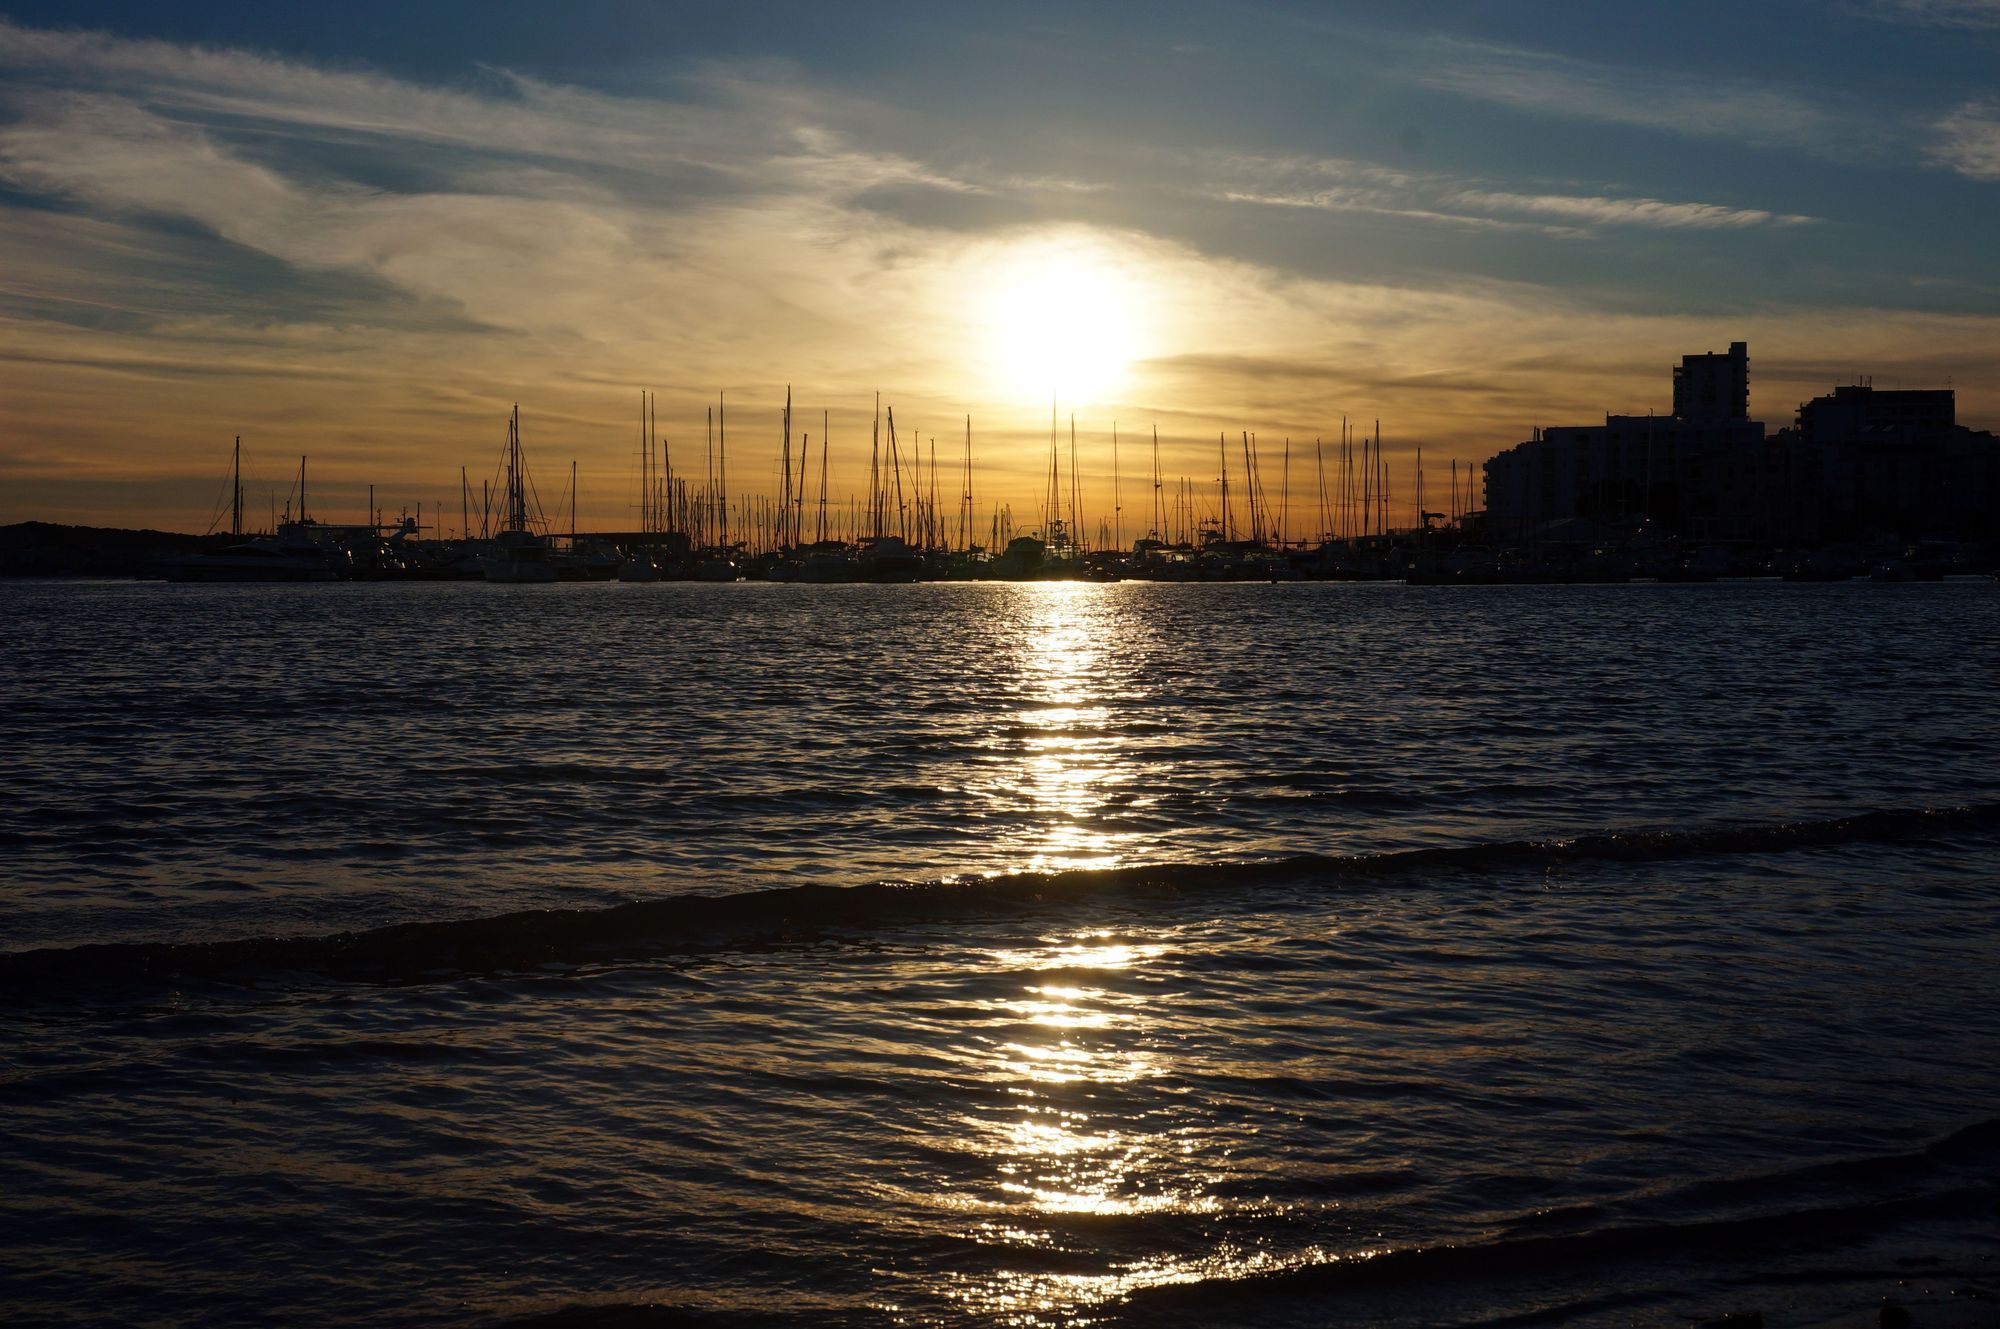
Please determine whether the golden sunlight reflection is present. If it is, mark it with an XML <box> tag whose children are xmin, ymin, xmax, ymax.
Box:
<box><xmin>978</xmin><ymin>235</ymin><xmax>1149</xmax><ymax>403</ymax></box>
<box><xmin>942</xmin><ymin>1246</ymin><xmax>1333</xmax><ymax>1329</ymax></box>
<box><xmin>934</xmin><ymin>926</ymin><xmax>1320</xmax><ymax>1325</ymax></box>
<box><xmin>981</xmin><ymin>584</ymin><xmax>1149</xmax><ymax>876</ymax></box>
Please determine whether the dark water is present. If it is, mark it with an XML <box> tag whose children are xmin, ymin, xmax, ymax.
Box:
<box><xmin>3</xmin><ymin>580</ymin><xmax>1998</xmax><ymax>1326</ymax></box>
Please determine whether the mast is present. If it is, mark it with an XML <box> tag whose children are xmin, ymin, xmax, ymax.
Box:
<box><xmin>869</xmin><ymin>393</ymin><xmax>882</xmax><ymax>541</ymax></box>
<box><xmin>1111</xmin><ymin>422</ymin><xmax>1121</xmax><ymax>552</ymax></box>
<box><xmin>1242</xmin><ymin>433</ymin><xmax>1257</xmax><ymax>544</ymax></box>
<box><xmin>298</xmin><ymin>456</ymin><xmax>308</xmax><ymax>525</ymax></box>
<box><xmin>1374</xmin><ymin>420</ymin><xmax>1384</xmax><ymax>539</ymax></box>
<box><xmin>653</xmin><ymin>392</ymin><xmax>669</xmax><ymax>537</ymax></box>
<box><xmin>461</xmin><ymin>466</ymin><xmax>469</xmax><ymax>543</ymax></box>
<box><xmin>960</xmin><ymin>416</ymin><xmax>973</xmax><ymax>553</ymax></box>
<box><xmin>1151</xmin><ymin>425</ymin><xmax>1163</xmax><ymax>541</ymax></box>
<box><xmin>718</xmin><ymin>392</ymin><xmax>728</xmax><ymax>548</ymax></box>
<box><xmin>1414</xmin><ymin>446</ymin><xmax>1423</xmax><ymax>535</ymax></box>
<box><xmin>507</xmin><ymin>405</ymin><xmax>530</xmax><ymax>534</ymax></box>
<box><xmin>793</xmin><ymin>400</ymin><xmax>808</xmax><ymax>548</ymax></box>
<box><xmin>1280</xmin><ymin>437</ymin><xmax>1290</xmax><ymax>548</ymax></box>
<box><xmin>819</xmin><ymin>410</ymin><xmax>830</xmax><ymax>545</ymax></box>
<box><xmin>1068</xmin><ymin>413</ymin><xmax>1081</xmax><ymax>553</ymax></box>
<box><xmin>1218</xmin><ymin>433</ymin><xmax>1230</xmax><ymax>542</ymax></box>
<box><xmin>570</xmin><ymin>459</ymin><xmax>577</xmax><ymax>540</ymax></box>
<box><xmin>780</xmin><ymin>387</ymin><xmax>793</xmax><ymax>551</ymax></box>
<box><xmin>231</xmin><ymin>437</ymin><xmax>243</xmax><ymax>536</ymax></box>
<box><xmin>1045</xmin><ymin>395</ymin><xmax>1061</xmax><ymax>544</ymax></box>
<box><xmin>1315</xmin><ymin>438</ymin><xmax>1328</xmax><ymax>544</ymax></box>
<box><xmin>887</xmin><ymin>406</ymin><xmax>906</xmax><ymax>542</ymax></box>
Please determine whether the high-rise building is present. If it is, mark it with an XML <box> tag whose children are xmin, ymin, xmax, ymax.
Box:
<box><xmin>1671</xmin><ymin>341</ymin><xmax>1749</xmax><ymax>423</ymax></box>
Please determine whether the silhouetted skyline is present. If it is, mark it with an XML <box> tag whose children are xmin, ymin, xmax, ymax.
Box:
<box><xmin>2</xmin><ymin>2</ymin><xmax>1997</xmax><ymax>529</ymax></box>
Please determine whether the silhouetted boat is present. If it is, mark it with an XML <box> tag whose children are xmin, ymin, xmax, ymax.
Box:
<box><xmin>797</xmin><ymin>544</ymin><xmax>858</xmax><ymax>582</ymax></box>
<box><xmin>157</xmin><ymin>451</ymin><xmax>347</xmax><ymax>581</ymax></box>
<box><xmin>159</xmin><ymin>525</ymin><xmax>344</xmax><ymax>582</ymax></box>
<box><xmin>481</xmin><ymin>406</ymin><xmax>559</xmax><ymax>583</ymax></box>
<box><xmin>616</xmin><ymin>555</ymin><xmax>661</xmax><ymax>582</ymax></box>
<box><xmin>858</xmin><ymin>535</ymin><xmax>922</xmax><ymax>583</ymax></box>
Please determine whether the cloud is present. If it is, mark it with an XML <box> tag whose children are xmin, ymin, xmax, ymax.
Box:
<box><xmin>1931</xmin><ymin>99</ymin><xmax>2000</xmax><ymax>178</ymax></box>
<box><xmin>1192</xmin><ymin>152</ymin><xmax>1810</xmax><ymax>237</ymax></box>
<box><xmin>1410</xmin><ymin>37</ymin><xmax>1844</xmax><ymax>153</ymax></box>
<box><xmin>1449</xmin><ymin>190</ymin><xmax>1818</xmax><ymax>230</ymax></box>
<box><xmin>1848</xmin><ymin>0</ymin><xmax>2000</xmax><ymax>27</ymax></box>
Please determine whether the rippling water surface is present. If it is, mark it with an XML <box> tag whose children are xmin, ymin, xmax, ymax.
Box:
<box><xmin>3</xmin><ymin>580</ymin><xmax>1998</xmax><ymax>1326</ymax></box>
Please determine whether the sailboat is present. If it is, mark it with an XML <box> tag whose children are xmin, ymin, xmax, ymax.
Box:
<box><xmin>159</xmin><ymin>445</ymin><xmax>344</xmax><ymax>582</ymax></box>
<box><xmin>480</xmin><ymin>406</ymin><xmax>559</xmax><ymax>583</ymax></box>
<box><xmin>618</xmin><ymin>391</ymin><xmax>663</xmax><ymax>581</ymax></box>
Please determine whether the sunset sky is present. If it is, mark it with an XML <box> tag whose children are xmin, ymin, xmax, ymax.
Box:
<box><xmin>3</xmin><ymin>1</ymin><xmax>1998</xmax><ymax>533</ymax></box>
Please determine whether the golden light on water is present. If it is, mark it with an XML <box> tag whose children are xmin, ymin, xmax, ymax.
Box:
<box><xmin>935</xmin><ymin>587</ymin><xmax>1312</xmax><ymax>1322</ymax></box>
<box><xmin>933</xmin><ymin>927</ymin><xmax>1276</xmax><ymax>1324</ymax></box>
<box><xmin>978</xmin><ymin>235</ymin><xmax>1150</xmax><ymax>404</ymax></box>
<box><xmin>991</xmin><ymin>584</ymin><xmax>1145</xmax><ymax>875</ymax></box>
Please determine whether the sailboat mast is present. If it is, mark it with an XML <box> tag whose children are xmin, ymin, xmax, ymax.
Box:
<box><xmin>1218</xmin><ymin>433</ymin><xmax>1230</xmax><ymax>542</ymax></box>
<box><xmin>509</xmin><ymin>405</ymin><xmax>529</xmax><ymax>534</ymax></box>
<box><xmin>870</xmin><ymin>394</ymin><xmax>882</xmax><ymax>541</ymax></box>
<box><xmin>780</xmin><ymin>387</ymin><xmax>793</xmax><ymax>551</ymax></box>
<box><xmin>1374</xmin><ymin>420</ymin><xmax>1384</xmax><ymax>538</ymax></box>
<box><xmin>1068</xmin><ymin>414</ymin><xmax>1081</xmax><ymax>553</ymax></box>
<box><xmin>231</xmin><ymin>437</ymin><xmax>243</xmax><ymax>536</ymax></box>
<box><xmin>960</xmin><ymin>415</ymin><xmax>973</xmax><ymax>553</ymax></box>
<box><xmin>1315</xmin><ymin>438</ymin><xmax>1328</xmax><ymax>543</ymax></box>
<box><xmin>1232</xmin><ymin>434</ymin><xmax>1248</xmax><ymax>544</ymax></box>
<box><xmin>1045</xmin><ymin>395</ymin><xmax>1060</xmax><ymax>543</ymax></box>
<box><xmin>1111</xmin><ymin>422</ymin><xmax>1121</xmax><ymax>552</ymax></box>
<box><xmin>1280</xmin><ymin>437</ymin><xmax>1290</xmax><ymax>548</ymax></box>
<box><xmin>1151</xmin><ymin>425</ymin><xmax>1163</xmax><ymax>541</ymax></box>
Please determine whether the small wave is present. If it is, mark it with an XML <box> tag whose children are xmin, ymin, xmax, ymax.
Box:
<box><xmin>3</xmin><ymin>800</ymin><xmax>1995</xmax><ymax>1000</ymax></box>
<box><xmin>1112</xmin><ymin>1118</ymin><xmax>2000</xmax><ymax>1319</ymax></box>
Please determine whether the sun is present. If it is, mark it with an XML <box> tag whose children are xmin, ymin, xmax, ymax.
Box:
<box><xmin>979</xmin><ymin>237</ymin><xmax>1146</xmax><ymax>404</ymax></box>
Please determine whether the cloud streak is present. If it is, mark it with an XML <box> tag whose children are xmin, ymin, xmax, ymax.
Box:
<box><xmin>1849</xmin><ymin>0</ymin><xmax>2000</xmax><ymax>27</ymax></box>
<box><xmin>1931</xmin><ymin>99</ymin><xmax>2000</xmax><ymax>179</ymax></box>
<box><xmin>1410</xmin><ymin>37</ymin><xmax>1849</xmax><ymax>154</ymax></box>
<box><xmin>1449</xmin><ymin>190</ymin><xmax>1817</xmax><ymax>230</ymax></box>
<box><xmin>1196</xmin><ymin>152</ymin><xmax>1815</xmax><ymax>237</ymax></box>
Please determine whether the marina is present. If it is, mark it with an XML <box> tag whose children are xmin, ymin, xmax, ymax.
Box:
<box><xmin>39</xmin><ymin>381</ymin><xmax>1998</xmax><ymax>586</ymax></box>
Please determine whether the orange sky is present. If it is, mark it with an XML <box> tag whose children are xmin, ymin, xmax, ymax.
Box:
<box><xmin>3</xmin><ymin>15</ymin><xmax>1997</xmax><ymax>533</ymax></box>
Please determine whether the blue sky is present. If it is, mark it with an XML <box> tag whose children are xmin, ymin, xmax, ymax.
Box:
<box><xmin>1</xmin><ymin>1</ymin><xmax>1996</xmax><ymax>527</ymax></box>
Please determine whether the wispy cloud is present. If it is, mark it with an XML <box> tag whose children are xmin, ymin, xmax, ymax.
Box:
<box><xmin>1194</xmin><ymin>152</ymin><xmax>1813</xmax><ymax>237</ymax></box>
<box><xmin>1931</xmin><ymin>99</ymin><xmax>2000</xmax><ymax>178</ymax></box>
<box><xmin>1847</xmin><ymin>0</ymin><xmax>2000</xmax><ymax>27</ymax></box>
<box><xmin>1410</xmin><ymin>37</ymin><xmax>1845</xmax><ymax>153</ymax></box>
<box><xmin>1449</xmin><ymin>190</ymin><xmax>1817</xmax><ymax>230</ymax></box>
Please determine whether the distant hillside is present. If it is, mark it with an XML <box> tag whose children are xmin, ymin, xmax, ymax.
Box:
<box><xmin>0</xmin><ymin>522</ymin><xmax>229</xmax><ymax>577</ymax></box>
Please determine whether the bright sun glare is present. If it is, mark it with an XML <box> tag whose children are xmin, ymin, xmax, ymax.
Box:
<box><xmin>980</xmin><ymin>239</ymin><xmax>1146</xmax><ymax>404</ymax></box>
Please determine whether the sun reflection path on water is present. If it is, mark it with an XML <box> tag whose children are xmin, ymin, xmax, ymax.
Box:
<box><xmin>927</xmin><ymin>928</ymin><xmax>1323</xmax><ymax>1326</ymax></box>
<box><xmin>982</xmin><ymin>583</ymin><xmax>1157</xmax><ymax>876</ymax></box>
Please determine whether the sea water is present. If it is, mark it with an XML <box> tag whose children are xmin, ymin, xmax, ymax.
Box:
<box><xmin>2</xmin><ymin>579</ymin><xmax>1997</xmax><ymax>1326</ymax></box>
